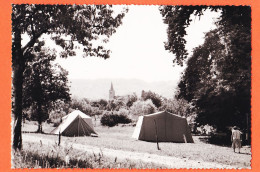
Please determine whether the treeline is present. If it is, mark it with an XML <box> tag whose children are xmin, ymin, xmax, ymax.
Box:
<box><xmin>23</xmin><ymin>90</ymin><xmax>195</xmax><ymax>131</ymax></box>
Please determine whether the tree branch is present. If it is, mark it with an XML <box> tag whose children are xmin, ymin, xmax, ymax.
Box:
<box><xmin>22</xmin><ymin>30</ymin><xmax>47</xmax><ymax>55</ymax></box>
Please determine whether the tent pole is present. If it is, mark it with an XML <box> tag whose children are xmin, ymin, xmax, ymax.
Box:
<box><xmin>153</xmin><ymin>119</ymin><xmax>160</xmax><ymax>150</ymax></box>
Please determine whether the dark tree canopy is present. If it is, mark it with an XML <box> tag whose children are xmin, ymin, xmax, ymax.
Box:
<box><xmin>160</xmin><ymin>6</ymin><xmax>251</xmax><ymax>132</ymax></box>
<box><xmin>12</xmin><ymin>4</ymin><xmax>126</xmax><ymax>60</ymax></box>
<box><xmin>23</xmin><ymin>45</ymin><xmax>71</xmax><ymax>132</ymax></box>
<box><xmin>12</xmin><ymin>4</ymin><xmax>127</xmax><ymax>149</ymax></box>
<box><xmin>159</xmin><ymin>6</ymin><xmax>250</xmax><ymax>66</ymax></box>
<box><xmin>159</xmin><ymin>6</ymin><xmax>210</xmax><ymax>66</ymax></box>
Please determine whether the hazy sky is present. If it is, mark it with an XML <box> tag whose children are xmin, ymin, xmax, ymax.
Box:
<box><xmin>24</xmin><ymin>5</ymin><xmax>220</xmax><ymax>82</ymax></box>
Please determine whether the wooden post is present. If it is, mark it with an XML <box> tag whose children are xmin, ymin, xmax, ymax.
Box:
<box><xmin>58</xmin><ymin>131</ymin><xmax>61</xmax><ymax>146</ymax></box>
<box><xmin>154</xmin><ymin>119</ymin><xmax>160</xmax><ymax>150</ymax></box>
<box><xmin>183</xmin><ymin>134</ymin><xmax>187</xmax><ymax>143</ymax></box>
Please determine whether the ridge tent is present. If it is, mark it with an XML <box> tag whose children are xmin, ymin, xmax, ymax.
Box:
<box><xmin>61</xmin><ymin>110</ymin><xmax>94</xmax><ymax>129</ymax></box>
<box><xmin>51</xmin><ymin>110</ymin><xmax>97</xmax><ymax>137</ymax></box>
<box><xmin>132</xmin><ymin>111</ymin><xmax>194</xmax><ymax>143</ymax></box>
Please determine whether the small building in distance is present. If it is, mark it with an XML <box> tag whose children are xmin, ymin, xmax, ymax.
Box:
<box><xmin>109</xmin><ymin>82</ymin><xmax>115</xmax><ymax>100</ymax></box>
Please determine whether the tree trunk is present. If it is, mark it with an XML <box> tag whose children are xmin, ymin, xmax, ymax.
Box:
<box><xmin>34</xmin><ymin>75</ymin><xmax>44</xmax><ymax>133</ymax></box>
<box><xmin>37</xmin><ymin>123</ymin><xmax>42</xmax><ymax>133</ymax></box>
<box><xmin>37</xmin><ymin>104</ymin><xmax>43</xmax><ymax>133</ymax></box>
<box><xmin>12</xmin><ymin>28</ymin><xmax>25</xmax><ymax>150</ymax></box>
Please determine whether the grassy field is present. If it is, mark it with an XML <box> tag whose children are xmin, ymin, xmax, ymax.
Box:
<box><xmin>18</xmin><ymin>120</ymin><xmax>251</xmax><ymax>168</ymax></box>
<box><xmin>13</xmin><ymin>141</ymin><xmax>166</xmax><ymax>169</ymax></box>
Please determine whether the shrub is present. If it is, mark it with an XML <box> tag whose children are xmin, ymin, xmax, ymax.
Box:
<box><xmin>117</xmin><ymin>108</ymin><xmax>129</xmax><ymax>116</ymax></box>
<box><xmin>101</xmin><ymin>111</ymin><xmax>132</xmax><ymax>127</ymax></box>
<box><xmin>118</xmin><ymin>114</ymin><xmax>132</xmax><ymax>124</ymax></box>
<box><xmin>52</xmin><ymin>118</ymin><xmax>62</xmax><ymax>127</ymax></box>
<box><xmin>141</xmin><ymin>90</ymin><xmax>162</xmax><ymax>108</ymax></box>
<box><xmin>130</xmin><ymin>99</ymin><xmax>157</xmax><ymax>116</ymax></box>
<box><xmin>100</xmin><ymin>112</ymin><xmax>116</xmax><ymax>127</ymax></box>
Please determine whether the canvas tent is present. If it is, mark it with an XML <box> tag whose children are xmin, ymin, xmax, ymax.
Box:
<box><xmin>51</xmin><ymin>110</ymin><xmax>97</xmax><ymax>137</ymax></box>
<box><xmin>132</xmin><ymin>111</ymin><xmax>194</xmax><ymax>143</ymax></box>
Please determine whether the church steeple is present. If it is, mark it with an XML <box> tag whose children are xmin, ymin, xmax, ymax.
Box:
<box><xmin>109</xmin><ymin>82</ymin><xmax>115</xmax><ymax>100</ymax></box>
<box><xmin>110</xmin><ymin>82</ymin><xmax>114</xmax><ymax>91</ymax></box>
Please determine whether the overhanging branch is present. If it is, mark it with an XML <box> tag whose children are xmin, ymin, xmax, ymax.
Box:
<box><xmin>22</xmin><ymin>30</ymin><xmax>47</xmax><ymax>55</ymax></box>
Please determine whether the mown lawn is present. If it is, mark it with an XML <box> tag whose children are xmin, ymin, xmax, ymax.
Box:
<box><xmin>20</xmin><ymin>120</ymin><xmax>251</xmax><ymax>168</ymax></box>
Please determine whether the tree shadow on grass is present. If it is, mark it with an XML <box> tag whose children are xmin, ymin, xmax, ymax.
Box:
<box><xmin>237</xmin><ymin>152</ymin><xmax>251</xmax><ymax>155</ymax></box>
<box><xmin>22</xmin><ymin>131</ymin><xmax>53</xmax><ymax>135</ymax></box>
<box><xmin>198</xmin><ymin>135</ymin><xmax>231</xmax><ymax>147</ymax></box>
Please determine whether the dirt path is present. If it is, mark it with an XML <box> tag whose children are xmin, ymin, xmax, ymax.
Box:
<box><xmin>23</xmin><ymin>134</ymin><xmax>236</xmax><ymax>169</ymax></box>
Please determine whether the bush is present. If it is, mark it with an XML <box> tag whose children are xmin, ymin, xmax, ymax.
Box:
<box><xmin>100</xmin><ymin>112</ymin><xmax>116</xmax><ymax>127</ymax></box>
<box><xmin>101</xmin><ymin>111</ymin><xmax>132</xmax><ymax>127</ymax></box>
<box><xmin>118</xmin><ymin>114</ymin><xmax>132</xmax><ymax>124</ymax></box>
<box><xmin>52</xmin><ymin>118</ymin><xmax>62</xmax><ymax>127</ymax></box>
<box><xmin>117</xmin><ymin>108</ymin><xmax>129</xmax><ymax>116</ymax></box>
<box><xmin>141</xmin><ymin>90</ymin><xmax>162</xmax><ymax>108</ymax></box>
<box><xmin>130</xmin><ymin>99</ymin><xmax>157</xmax><ymax>116</ymax></box>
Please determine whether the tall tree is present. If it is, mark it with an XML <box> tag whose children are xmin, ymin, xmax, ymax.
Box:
<box><xmin>160</xmin><ymin>6</ymin><xmax>251</xmax><ymax>131</ymax></box>
<box><xmin>12</xmin><ymin>4</ymin><xmax>127</xmax><ymax>149</ymax></box>
<box><xmin>23</xmin><ymin>46</ymin><xmax>71</xmax><ymax>133</ymax></box>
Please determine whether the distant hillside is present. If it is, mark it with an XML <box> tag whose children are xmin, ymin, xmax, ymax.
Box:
<box><xmin>69</xmin><ymin>78</ymin><xmax>179</xmax><ymax>100</ymax></box>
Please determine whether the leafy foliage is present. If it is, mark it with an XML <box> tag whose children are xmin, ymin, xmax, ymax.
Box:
<box><xmin>22</xmin><ymin>46</ymin><xmax>71</xmax><ymax>132</ymax></box>
<box><xmin>48</xmin><ymin>99</ymin><xmax>71</xmax><ymax>126</ymax></box>
<box><xmin>13</xmin><ymin>4</ymin><xmax>127</xmax><ymax>59</ymax></box>
<box><xmin>69</xmin><ymin>98</ymin><xmax>92</xmax><ymax>114</ymax></box>
<box><xmin>68</xmin><ymin>98</ymin><xmax>104</xmax><ymax>118</ymax></box>
<box><xmin>117</xmin><ymin>108</ymin><xmax>129</xmax><ymax>117</ymax></box>
<box><xmin>130</xmin><ymin>99</ymin><xmax>157</xmax><ymax>117</ymax></box>
<box><xmin>159</xmin><ymin>6</ymin><xmax>211</xmax><ymax>66</ymax></box>
<box><xmin>159</xmin><ymin>98</ymin><xmax>195</xmax><ymax>119</ymax></box>
<box><xmin>91</xmin><ymin>99</ymin><xmax>108</xmax><ymax>110</ymax></box>
<box><xmin>141</xmin><ymin>90</ymin><xmax>162</xmax><ymax>108</ymax></box>
<box><xmin>161</xmin><ymin>6</ymin><xmax>251</xmax><ymax>132</ymax></box>
<box><xmin>100</xmin><ymin>111</ymin><xmax>132</xmax><ymax>127</ymax></box>
<box><xmin>107</xmin><ymin>98</ymin><xmax>126</xmax><ymax>111</ymax></box>
<box><xmin>12</xmin><ymin>4</ymin><xmax>127</xmax><ymax>149</ymax></box>
<box><xmin>126</xmin><ymin>93</ymin><xmax>138</xmax><ymax>108</ymax></box>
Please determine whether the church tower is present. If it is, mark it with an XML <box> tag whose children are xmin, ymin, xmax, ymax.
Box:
<box><xmin>109</xmin><ymin>82</ymin><xmax>115</xmax><ymax>100</ymax></box>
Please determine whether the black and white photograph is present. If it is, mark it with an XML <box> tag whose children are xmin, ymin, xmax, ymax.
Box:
<box><xmin>11</xmin><ymin>4</ymin><xmax>251</xmax><ymax>169</ymax></box>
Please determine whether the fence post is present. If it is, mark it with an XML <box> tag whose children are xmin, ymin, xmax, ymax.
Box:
<box><xmin>58</xmin><ymin>131</ymin><xmax>61</xmax><ymax>146</ymax></box>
